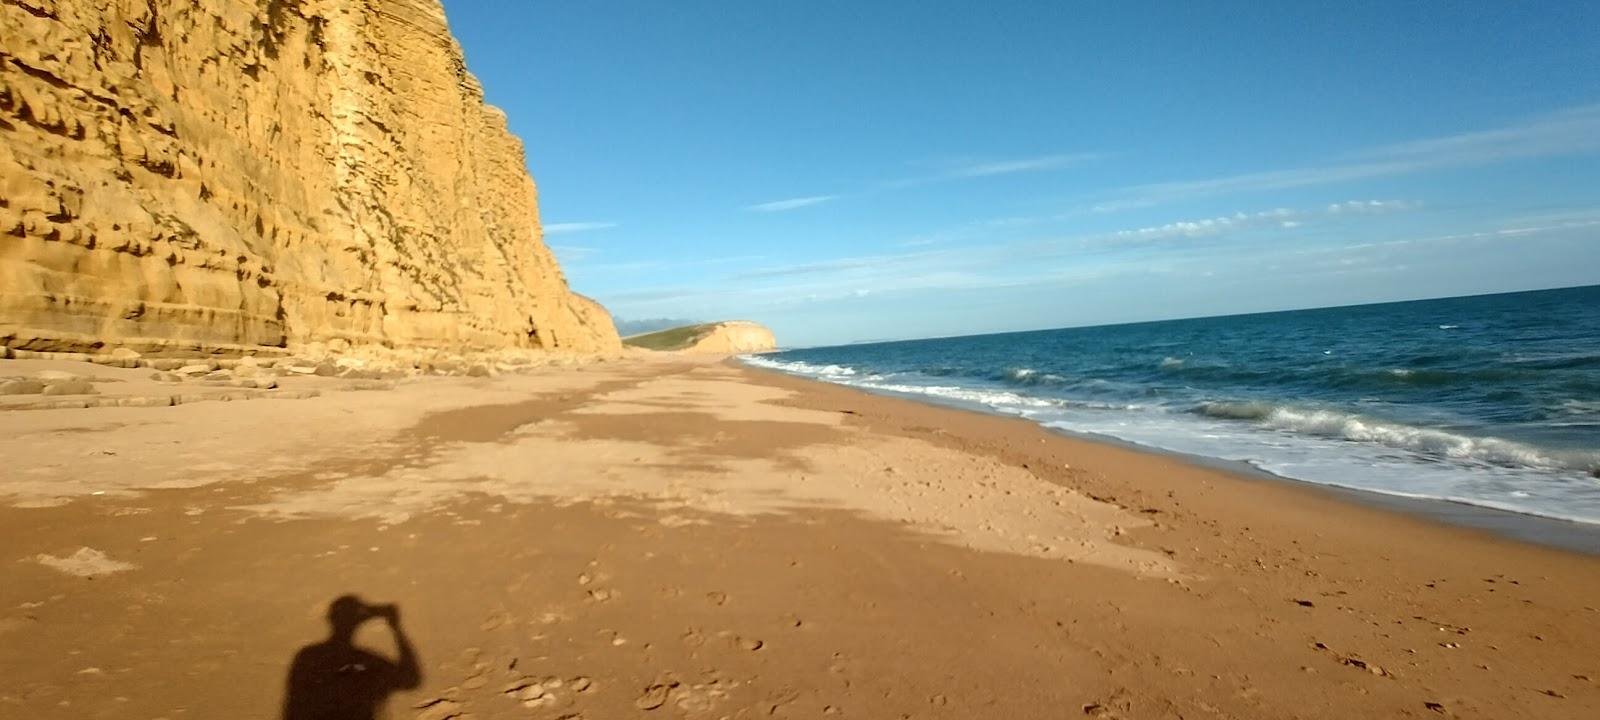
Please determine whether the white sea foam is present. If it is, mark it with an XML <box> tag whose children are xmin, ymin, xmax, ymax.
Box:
<box><xmin>1003</xmin><ymin>367</ymin><xmax>1069</xmax><ymax>384</ymax></box>
<box><xmin>742</xmin><ymin>355</ymin><xmax>1600</xmax><ymax>525</ymax></box>
<box><xmin>1039</xmin><ymin>407</ymin><xmax>1600</xmax><ymax>525</ymax></box>
<box><xmin>741</xmin><ymin>356</ymin><xmax>857</xmax><ymax>377</ymax></box>
<box><xmin>1197</xmin><ymin>401</ymin><xmax>1597</xmax><ymax>472</ymax></box>
<box><xmin>853</xmin><ymin>381</ymin><xmax>1064</xmax><ymax>408</ymax></box>
<box><xmin>743</xmin><ymin>356</ymin><xmax>1129</xmax><ymax>411</ymax></box>
<box><xmin>1159</xmin><ymin>357</ymin><xmax>1185</xmax><ymax>369</ymax></box>
<box><xmin>1558</xmin><ymin>399</ymin><xmax>1600</xmax><ymax>414</ymax></box>
<box><xmin>1259</xmin><ymin>407</ymin><xmax>1580</xmax><ymax>470</ymax></box>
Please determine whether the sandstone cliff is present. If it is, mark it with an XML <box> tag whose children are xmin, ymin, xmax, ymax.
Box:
<box><xmin>685</xmin><ymin>321</ymin><xmax>776</xmax><ymax>353</ymax></box>
<box><xmin>624</xmin><ymin>321</ymin><xmax>777</xmax><ymax>354</ymax></box>
<box><xmin>0</xmin><ymin>0</ymin><xmax>620</xmax><ymax>356</ymax></box>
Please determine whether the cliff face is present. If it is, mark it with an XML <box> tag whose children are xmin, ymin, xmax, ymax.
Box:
<box><xmin>684</xmin><ymin>321</ymin><xmax>777</xmax><ymax>354</ymax></box>
<box><xmin>622</xmin><ymin>320</ymin><xmax>778</xmax><ymax>354</ymax></box>
<box><xmin>0</xmin><ymin>0</ymin><xmax>620</xmax><ymax>355</ymax></box>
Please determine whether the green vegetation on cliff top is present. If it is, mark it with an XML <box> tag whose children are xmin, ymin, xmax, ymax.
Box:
<box><xmin>622</xmin><ymin>323</ymin><xmax>716</xmax><ymax>351</ymax></box>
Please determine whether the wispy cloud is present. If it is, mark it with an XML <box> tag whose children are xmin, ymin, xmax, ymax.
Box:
<box><xmin>730</xmin><ymin>252</ymin><xmax>944</xmax><ymax>281</ymax></box>
<box><xmin>563</xmin><ymin>253</ymin><xmax>772</xmax><ymax>283</ymax></box>
<box><xmin>550</xmin><ymin>245</ymin><xmax>600</xmax><ymax>263</ymax></box>
<box><xmin>1359</xmin><ymin>104</ymin><xmax>1600</xmax><ymax>165</ymax></box>
<box><xmin>708</xmin><ymin>200</ymin><xmax>1419</xmax><ymax>303</ymax></box>
<box><xmin>745</xmin><ymin>152</ymin><xmax>1098</xmax><ymax>215</ymax></box>
<box><xmin>942</xmin><ymin>153</ymin><xmax>1099</xmax><ymax>179</ymax></box>
<box><xmin>1096</xmin><ymin>104</ymin><xmax>1600</xmax><ymax>210</ymax></box>
<box><xmin>1112</xmin><ymin>208</ymin><xmax>1298</xmax><ymax>241</ymax></box>
<box><xmin>544</xmin><ymin>221</ymin><xmax>618</xmax><ymax>234</ymax></box>
<box><xmin>886</xmin><ymin>152</ymin><xmax>1098</xmax><ymax>188</ymax></box>
<box><xmin>1108</xmin><ymin>199</ymin><xmax>1416</xmax><ymax>242</ymax></box>
<box><xmin>743</xmin><ymin>195</ymin><xmax>838</xmax><ymax>213</ymax></box>
<box><xmin>1109</xmin><ymin>163</ymin><xmax>1414</xmax><ymax>210</ymax></box>
<box><xmin>1396</xmin><ymin>218</ymin><xmax>1600</xmax><ymax>246</ymax></box>
<box><xmin>1271</xmin><ymin>218</ymin><xmax>1600</xmax><ymax>277</ymax></box>
<box><xmin>1326</xmin><ymin>199</ymin><xmax>1418</xmax><ymax>214</ymax></box>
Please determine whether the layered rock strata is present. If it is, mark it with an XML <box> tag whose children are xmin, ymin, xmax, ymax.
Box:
<box><xmin>683</xmin><ymin>321</ymin><xmax>777</xmax><ymax>354</ymax></box>
<box><xmin>0</xmin><ymin>0</ymin><xmax>619</xmax><ymax>356</ymax></box>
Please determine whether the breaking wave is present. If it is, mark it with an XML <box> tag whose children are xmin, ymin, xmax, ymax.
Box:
<box><xmin>740</xmin><ymin>287</ymin><xmax>1600</xmax><ymax>526</ymax></box>
<box><xmin>741</xmin><ymin>356</ymin><xmax>857</xmax><ymax>377</ymax></box>
<box><xmin>999</xmin><ymin>367</ymin><xmax>1070</xmax><ymax>386</ymax></box>
<box><xmin>1194</xmin><ymin>402</ymin><xmax>1599</xmax><ymax>473</ymax></box>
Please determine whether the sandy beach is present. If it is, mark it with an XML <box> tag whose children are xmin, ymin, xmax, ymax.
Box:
<box><xmin>2</xmin><ymin>355</ymin><xmax>1597</xmax><ymax>719</ymax></box>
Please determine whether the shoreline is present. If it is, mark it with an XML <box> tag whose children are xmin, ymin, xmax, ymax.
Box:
<box><xmin>3</xmin><ymin>355</ymin><xmax>1597</xmax><ymax>718</ymax></box>
<box><xmin>738</xmin><ymin>359</ymin><xmax>1600</xmax><ymax>556</ymax></box>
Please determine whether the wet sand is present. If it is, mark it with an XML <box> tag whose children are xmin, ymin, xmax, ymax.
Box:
<box><xmin>1</xmin><ymin>355</ymin><xmax>1596</xmax><ymax>719</ymax></box>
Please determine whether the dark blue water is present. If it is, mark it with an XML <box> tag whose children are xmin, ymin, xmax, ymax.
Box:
<box><xmin>746</xmin><ymin>286</ymin><xmax>1600</xmax><ymax>524</ymax></box>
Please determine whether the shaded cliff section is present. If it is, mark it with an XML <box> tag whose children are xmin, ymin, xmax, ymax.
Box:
<box><xmin>0</xmin><ymin>0</ymin><xmax>620</xmax><ymax>356</ymax></box>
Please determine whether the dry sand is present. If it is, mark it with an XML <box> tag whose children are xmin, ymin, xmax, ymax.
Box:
<box><xmin>1</xmin><ymin>355</ymin><xmax>1596</xmax><ymax>719</ymax></box>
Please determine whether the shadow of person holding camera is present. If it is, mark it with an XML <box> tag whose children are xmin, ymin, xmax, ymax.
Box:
<box><xmin>282</xmin><ymin>595</ymin><xmax>421</xmax><ymax>720</ymax></box>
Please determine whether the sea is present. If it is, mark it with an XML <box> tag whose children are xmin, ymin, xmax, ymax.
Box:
<box><xmin>743</xmin><ymin>285</ymin><xmax>1600</xmax><ymax>528</ymax></box>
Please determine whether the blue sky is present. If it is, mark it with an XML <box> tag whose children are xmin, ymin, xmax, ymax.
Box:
<box><xmin>444</xmin><ymin>1</ymin><xmax>1600</xmax><ymax>347</ymax></box>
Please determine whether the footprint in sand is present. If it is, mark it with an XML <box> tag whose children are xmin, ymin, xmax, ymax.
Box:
<box><xmin>413</xmin><ymin>698</ymin><xmax>463</xmax><ymax>720</ymax></box>
<box><xmin>502</xmin><ymin>674</ymin><xmax>593</xmax><ymax>710</ymax></box>
<box><xmin>478</xmin><ymin>611</ymin><xmax>513</xmax><ymax>630</ymax></box>
<box><xmin>710</xmin><ymin>630</ymin><xmax>764</xmax><ymax>651</ymax></box>
<box><xmin>635</xmin><ymin>681</ymin><xmax>679</xmax><ymax>710</ymax></box>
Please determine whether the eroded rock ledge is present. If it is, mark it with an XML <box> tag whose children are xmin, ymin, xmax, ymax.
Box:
<box><xmin>0</xmin><ymin>0</ymin><xmax>620</xmax><ymax>356</ymax></box>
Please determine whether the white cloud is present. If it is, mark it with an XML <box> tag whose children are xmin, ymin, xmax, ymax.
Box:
<box><xmin>1096</xmin><ymin>103</ymin><xmax>1600</xmax><ymax>210</ymax></box>
<box><xmin>602</xmin><ymin>199</ymin><xmax>1567</xmax><ymax>323</ymax></box>
<box><xmin>742</xmin><ymin>153</ymin><xmax>1097</xmax><ymax>215</ymax></box>
<box><xmin>743</xmin><ymin>195</ymin><xmax>838</xmax><ymax>212</ymax></box>
<box><xmin>1360</xmin><ymin>104</ymin><xmax>1600</xmax><ymax>165</ymax></box>
<box><xmin>1326</xmin><ymin>199</ymin><xmax>1417</xmax><ymax>214</ymax></box>
<box><xmin>943</xmin><ymin>153</ymin><xmax>1100</xmax><ymax>178</ymax></box>
<box><xmin>545</xmin><ymin>221</ymin><xmax>618</xmax><ymax>234</ymax></box>
<box><xmin>1113</xmin><ymin>208</ymin><xmax>1297</xmax><ymax>241</ymax></box>
<box><xmin>886</xmin><ymin>153</ymin><xmax>1099</xmax><ymax>188</ymax></box>
<box><xmin>1110</xmin><ymin>200</ymin><xmax>1416</xmax><ymax>242</ymax></box>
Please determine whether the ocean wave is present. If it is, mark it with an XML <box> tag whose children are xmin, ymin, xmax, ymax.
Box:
<box><xmin>1153</xmin><ymin>363</ymin><xmax>1284</xmax><ymax>386</ymax></box>
<box><xmin>850</xmin><ymin>381</ymin><xmax>1065</xmax><ymax>409</ymax></box>
<box><xmin>1196</xmin><ymin>402</ymin><xmax>1599</xmax><ymax>473</ymax></box>
<box><xmin>1558</xmin><ymin>399</ymin><xmax>1600</xmax><ymax>415</ymax></box>
<box><xmin>1194</xmin><ymin>401</ymin><xmax>1277</xmax><ymax>420</ymax></box>
<box><xmin>1053</xmin><ymin>355</ymin><xmax>1529</xmax><ymax>393</ymax></box>
<box><xmin>999</xmin><ymin>367</ymin><xmax>1070</xmax><ymax>386</ymax></box>
<box><xmin>1336</xmin><ymin>367</ymin><xmax>1512</xmax><ymax>388</ymax></box>
<box><xmin>1548</xmin><ymin>399</ymin><xmax>1600</xmax><ymax>428</ymax></box>
<box><xmin>746</xmin><ymin>356</ymin><xmax>1140</xmax><ymax>412</ymax></box>
<box><xmin>740</xmin><ymin>356</ymin><xmax>858</xmax><ymax>377</ymax></box>
<box><xmin>1503</xmin><ymin>352</ymin><xmax>1600</xmax><ymax>370</ymax></box>
<box><xmin>855</xmin><ymin>381</ymin><xmax>1143</xmax><ymax>412</ymax></box>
